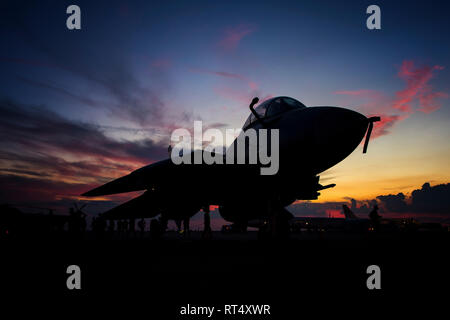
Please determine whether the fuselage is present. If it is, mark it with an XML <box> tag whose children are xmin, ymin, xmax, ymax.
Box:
<box><xmin>217</xmin><ymin>97</ymin><xmax>370</xmax><ymax>223</ymax></box>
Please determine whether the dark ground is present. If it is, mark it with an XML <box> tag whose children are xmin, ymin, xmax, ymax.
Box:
<box><xmin>1</xmin><ymin>231</ymin><xmax>448</xmax><ymax>318</ymax></box>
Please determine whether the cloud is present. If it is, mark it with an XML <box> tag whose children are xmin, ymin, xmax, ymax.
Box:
<box><xmin>0</xmin><ymin>99</ymin><xmax>170</xmax><ymax>209</ymax></box>
<box><xmin>335</xmin><ymin>60</ymin><xmax>447</xmax><ymax>138</ymax></box>
<box><xmin>290</xmin><ymin>182</ymin><xmax>450</xmax><ymax>222</ymax></box>
<box><xmin>410</xmin><ymin>182</ymin><xmax>450</xmax><ymax>213</ymax></box>
<box><xmin>0</xmin><ymin>173</ymin><xmax>132</xmax><ymax>219</ymax></box>
<box><xmin>369</xmin><ymin>182</ymin><xmax>450</xmax><ymax>215</ymax></box>
<box><xmin>369</xmin><ymin>114</ymin><xmax>406</xmax><ymax>138</ymax></box>
<box><xmin>189</xmin><ymin>67</ymin><xmax>271</xmax><ymax>106</ymax></box>
<box><xmin>0</xmin><ymin>174</ymin><xmax>95</xmax><ymax>205</ymax></box>
<box><xmin>393</xmin><ymin>60</ymin><xmax>447</xmax><ymax>113</ymax></box>
<box><xmin>0</xmin><ymin>99</ymin><xmax>168</xmax><ymax>164</ymax></box>
<box><xmin>189</xmin><ymin>68</ymin><xmax>258</xmax><ymax>90</ymax></box>
<box><xmin>349</xmin><ymin>198</ymin><xmax>377</xmax><ymax>215</ymax></box>
<box><xmin>218</xmin><ymin>24</ymin><xmax>257</xmax><ymax>51</ymax></box>
<box><xmin>289</xmin><ymin>201</ymin><xmax>346</xmax><ymax>218</ymax></box>
<box><xmin>417</xmin><ymin>90</ymin><xmax>448</xmax><ymax>114</ymax></box>
<box><xmin>17</xmin><ymin>76</ymin><xmax>102</xmax><ymax>108</ymax></box>
<box><xmin>190</xmin><ymin>68</ymin><xmax>247</xmax><ymax>80</ymax></box>
<box><xmin>0</xmin><ymin>14</ymin><xmax>176</xmax><ymax>128</ymax></box>
<box><xmin>376</xmin><ymin>193</ymin><xmax>408</xmax><ymax>213</ymax></box>
<box><xmin>4</xmin><ymin>56</ymin><xmax>171</xmax><ymax>127</ymax></box>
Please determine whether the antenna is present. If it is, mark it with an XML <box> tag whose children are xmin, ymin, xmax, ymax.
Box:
<box><xmin>249</xmin><ymin>97</ymin><xmax>267</xmax><ymax>127</ymax></box>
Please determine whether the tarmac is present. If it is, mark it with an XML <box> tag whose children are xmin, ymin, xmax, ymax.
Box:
<box><xmin>1</xmin><ymin>230</ymin><xmax>448</xmax><ymax>317</ymax></box>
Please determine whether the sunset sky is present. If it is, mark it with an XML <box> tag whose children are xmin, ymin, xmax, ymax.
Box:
<box><xmin>1</xmin><ymin>0</ymin><xmax>449</xmax><ymax>223</ymax></box>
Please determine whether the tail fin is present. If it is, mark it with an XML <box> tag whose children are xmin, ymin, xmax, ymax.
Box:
<box><xmin>342</xmin><ymin>205</ymin><xmax>357</xmax><ymax>219</ymax></box>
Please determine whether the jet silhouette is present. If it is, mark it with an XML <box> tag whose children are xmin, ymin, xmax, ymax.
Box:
<box><xmin>82</xmin><ymin>96</ymin><xmax>380</xmax><ymax>235</ymax></box>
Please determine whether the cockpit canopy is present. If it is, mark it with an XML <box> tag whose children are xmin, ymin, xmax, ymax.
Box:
<box><xmin>243</xmin><ymin>96</ymin><xmax>306</xmax><ymax>129</ymax></box>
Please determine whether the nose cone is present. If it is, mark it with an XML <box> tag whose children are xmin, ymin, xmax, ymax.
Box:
<box><xmin>279</xmin><ymin>106</ymin><xmax>368</xmax><ymax>173</ymax></box>
<box><xmin>312</xmin><ymin>106</ymin><xmax>368</xmax><ymax>147</ymax></box>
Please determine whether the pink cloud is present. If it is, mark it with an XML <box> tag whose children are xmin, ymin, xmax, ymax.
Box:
<box><xmin>335</xmin><ymin>60</ymin><xmax>447</xmax><ymax>138</ymax></box>
<box><xmin>248</xmin><ymin>81</ymin><xmax>258</xmax><ymax>90</ymax></box>
<box><xmin>393</xmin><ymin>60</ymin><xmax>445</xmax><ymax>112</ymax></box>
<box><xmin>417</xmin><ymin>91</ymin><xmax>448</xmax><ymax>113</ymax></box>
<box><xmin>369</xmin><ymin>114</ymin><xmax>407</xmax><ymax>138</ymax></box>
<box><xmin>218</xmin><ymin>24</ymin><xmax>257</xmax><ymax>51</ymax></box>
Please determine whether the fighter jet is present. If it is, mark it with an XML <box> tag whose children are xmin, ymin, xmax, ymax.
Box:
<box><xmin>82</xmin><ymin>96</ymin><xmax>380</xmax><ymax>235</ymax></box>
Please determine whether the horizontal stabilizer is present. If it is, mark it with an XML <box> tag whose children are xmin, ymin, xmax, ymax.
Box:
<box><xmin>102</xmin><ymin>192</ymin><xmax>160</xmax><ymax>219</ymax></box>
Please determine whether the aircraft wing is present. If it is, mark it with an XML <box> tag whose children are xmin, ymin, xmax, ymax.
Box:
<box><xmin>82</xmin><ymin>159</ymin><xmax>172</xmax><ymax>197</ymax></box>
<box><xmin>82</xmin><ymin>151</ymin><xmax>258</xmax><ymax>197</ymax></box>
